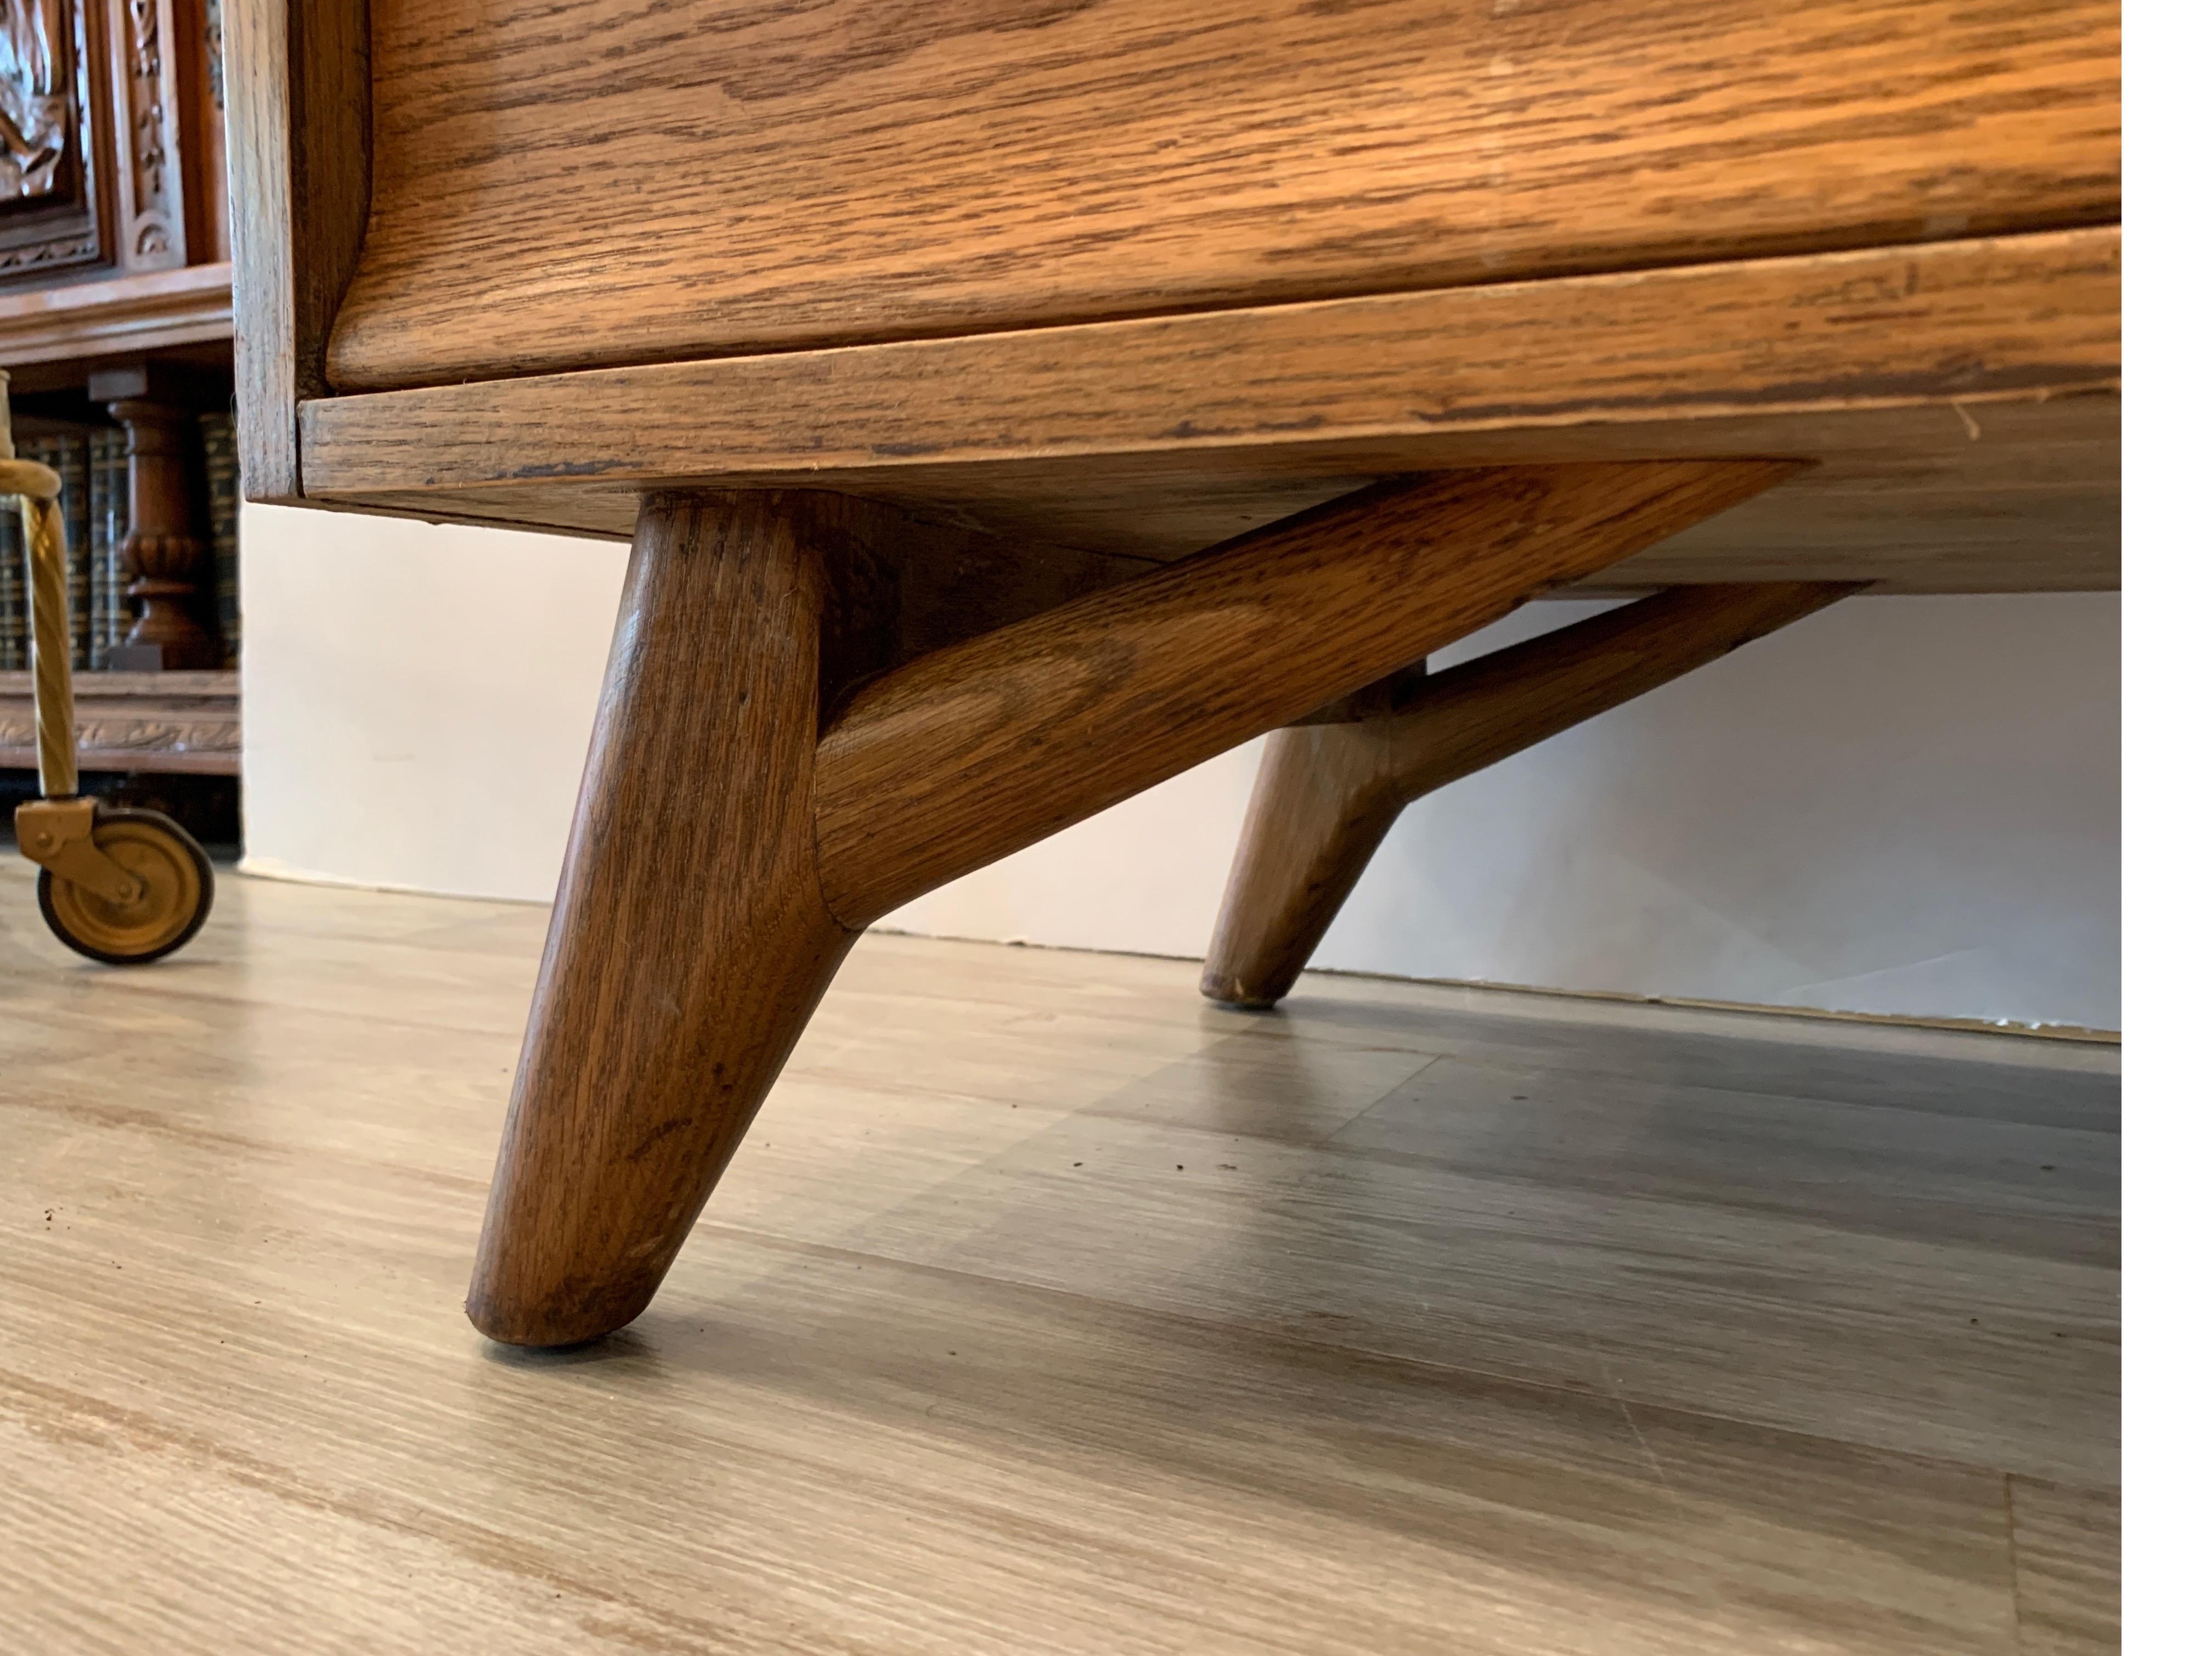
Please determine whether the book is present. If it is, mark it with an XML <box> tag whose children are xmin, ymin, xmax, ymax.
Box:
<box><xmin>56</xmin><ymin>432</ymin><xmax>91</xmax><ymax>669</ymax></box>
<box><xmin>1</xmin><ymin>417</ymin><xmax>238</xmax><ymax>676</ymax></box>
<box><xmin>199</xmin><ymin>411</ymin><xmax>240</xmax><ymax>669</ymax></box>
<box><xmin>0</xmin><ymin>495</ymin><xmax>21</xmax><ymax>671</ymax></box>
<box><xmin>88</xmin><ymin>426</ymin><xmax>126</xmax><ymax>668</ymax></box>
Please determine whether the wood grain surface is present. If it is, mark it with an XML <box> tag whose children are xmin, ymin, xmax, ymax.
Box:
<box><xmin>1202</xmin><ymin>718</ymin><xmax>1409</xmax><ymax>1009</ymax></box>
<box><xmin>292</xmin><ymin>390</ymin><xmax>2121</xmax><ymax>595</ymax></box>
<box><xmin>1381</xmin><ymin>582</ymin><xmax>1864</xmax><ymax>801</ymax></box>
<box><xmin>303</xmin><ymin>230</ymin><xmax>2119</xmax><ymax>497</ymax></box>
<box><xmin>323</xmin><ymin>0</ymin><xmax>2119</xmax><ymax>389</ymax></box>
<box><xmin>469</xmin><ymin>488</ymin><xmax>1154</xmax><ymax>1343</ymax></box>
<box><xmin>1201</xmin><ymin>583</ymin><xmax>1858</xmax><ymax>1008</ymax></box>
<box><xmin>470</xmin><ymin>493</ymin><xmax>876</xmax><ymax>1345</ymax></box>
<box><xmin>1</xmin><ymin>864</ymin><xmax>2120</xmax><ymax>1652</ymax></box>
<box><xmin>0</xmin><ymin>669</ymin><xmax>241</xmax><ymax>777</ymax></box>
<box><xmin>0</xmin><ymin>263</ymin><xmax>234</xmax><ymax>369</ymax></box>
<box><xmin>479</xmin><ymin>463</ymin><xmax>1788</xmax><ymax>1341</ymax></box>
<box><xmin>814</xmin><ymin>461</ymin><xmax>1799</xmax><ymax>921</ymax></box>
<box><xmin>287</xmin><ymin>230</ymin><xmax>2120</xmax><ymax>593</ymax></box>
<box><xmin>224</xmin><ymin>0</ymin><xmax>371</xmax><ymax>499</ymax></box>
<box><xmin>2008</xmin><ymin>1478</ymin><xmax>2123</xmax><ymax>1655</ymax></box>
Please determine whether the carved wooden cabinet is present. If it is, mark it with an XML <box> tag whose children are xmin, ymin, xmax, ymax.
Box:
<box><xmin>0</xmin><ymin>0</ymin><xmax>236</xmax><ymax>775</ymax></box>
<box><xmin>0</xmin><ymin>0</ymin><xmax>228</xmax><ymax>279</ymax></box>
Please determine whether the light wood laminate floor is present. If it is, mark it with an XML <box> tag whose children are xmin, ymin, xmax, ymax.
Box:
<box><xmin>0</xmin><ymin>863</ymin><xmax>2119</xmax><ymax>1654</ymax></box>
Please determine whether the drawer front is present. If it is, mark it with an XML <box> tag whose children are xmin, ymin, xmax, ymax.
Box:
<box><xmin>327</xmin><ymin>0</ymin><xmax>2119</xmax><ymax>391</ymax></box>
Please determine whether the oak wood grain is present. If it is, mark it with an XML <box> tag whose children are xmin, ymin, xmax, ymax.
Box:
<box><xmin>470</xmin><ymin>492</ymin><xmax>902</xmax><ymax>1345</ymax></box>
<box><xmin>296</xmin><ymin>390</ymin><xmax>2121</xmax><ymax>596</ymax></box>
<box><xmin>1386</xmin><ymin>584</ymin><xmax>1865</xmax><ymax>798</ymax></box>
<box><xmin>472</xmin><ymin>483</ymin><xmax>1228</xmax><ymax>1343</ymax></box>
<box><xmin>816</xmin><ymin>462</ymin><xmax>1799</xmax><ymax>923</ymax></box>
<box><xmin>324</xmin><ymin>0</ymin><xmax>2118</xmax><ymax>390</ymax></box>
<box><xmin>478</xmin><ymin>463</ymin><xmax>1789</xmax><ymax>1340</ymax></box>
<box><xmin>285</xmin><ymin>232</ymin><xmax>2119</xmax><ymax>594</ymax></box>
<box><xmin>224</xmin><ymin>0</ymin><xmax>371</xmax><ymax>499</ymax></box>
<box><xmin>1202</xmin><ymin>584</ymin><xmax>1858</xmax><ymax>1007</ymax></box>
<box><xmin>1200</xmin><ymin>719</ymin><xmax>1406</xmax><ymax>1009</ymax></box>
<box><xmin>290</xmin><ymin>230</ymin><xmax>2119</xmax><ymax>592</ymax></box>
<box><xmin>301</xmin><ymin>230</ymin><xmax>2120</xmax><ymax>497</ymax></box>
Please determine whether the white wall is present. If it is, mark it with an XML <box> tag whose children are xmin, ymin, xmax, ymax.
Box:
<box><xmin>241</xmin><ymin>506</ymin><xmax>2118</xmax><ymax>1029</ymax></box>
<box><xmin>239</xmin><ymin>504</ymin><xmax>629</xmax><ymax>902</ymax></box>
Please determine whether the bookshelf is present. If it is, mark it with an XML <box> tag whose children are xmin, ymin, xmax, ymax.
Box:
<box><xmin>0</xmin><ymin>0</ymin><xmax>240</xmax><ymax>784</ymax></box>
<box><xmin>0</xmin><ymin>266</ymin><xmax>234</xmax><ymax>373</ymax></box>
<box><xmin>0</xmin><ymin>398</ymin><xmax>241</xmax><ymax>673</ymax></box>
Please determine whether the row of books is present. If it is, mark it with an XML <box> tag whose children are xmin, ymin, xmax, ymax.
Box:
<box><xmin>0</xmin><ymin>412</ymin><xmax>240</xmax><ymax>672</ymax></box>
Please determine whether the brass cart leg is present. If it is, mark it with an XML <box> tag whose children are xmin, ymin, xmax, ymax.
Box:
<box><xmin>4</xmin><ymin>373</ymin><xmax>213</xmax><ymax>966</ymax></box>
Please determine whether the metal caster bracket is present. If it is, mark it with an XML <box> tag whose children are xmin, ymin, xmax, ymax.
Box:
<box><xmin>15</xmin><ymin>797</ymin><xmax>148</xmax><ymax>906</ymax></box>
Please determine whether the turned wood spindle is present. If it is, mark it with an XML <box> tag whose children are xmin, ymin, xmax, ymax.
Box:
<box><xmin>105</xmin><ymin>398</ymin><xmax>218</xmax><ymax>671</ymax></box>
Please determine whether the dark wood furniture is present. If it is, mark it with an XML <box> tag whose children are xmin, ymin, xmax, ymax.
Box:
<box><xmin>0</xmin><ymin>666</ymin><xmax>235</xmax><ymax>773</ymax></box>
<box><xmin>230</xmin><ymin>0</ymin><xmax>2119</xmax><ymax>1345</ymax></box>
<box><xmin>0</xmin><ymin>0</ymin><xmax>238</xmax><ymax>772</ymax></box>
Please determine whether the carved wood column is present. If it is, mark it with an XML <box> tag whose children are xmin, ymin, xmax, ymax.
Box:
<box><xmin>104</xmin><ymin>395</ymin><xmax>217</xmax><ymax>669</ymax></box>
<box><xmin>103</xmin><ymin>0</ymin><xmax>207</xmax><ymax>271</ymax></box>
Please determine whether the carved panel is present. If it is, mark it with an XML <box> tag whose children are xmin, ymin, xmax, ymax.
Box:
<box><xmin>105</xmin><ymin>0</ymin><xmax>187</xmax><ymax>269</ymax></box>
<box><xmin>0</xmin><ymin>667</ymin><xmax>240</xmax><ymax>773</ymax></box>
<box><xmin>0</xmin><ymin>1</ymin><xmax>70</xmax><ymax>199</ymax></box>
<box><xmin>0</xmin><ymin>0</ymin><xmax>225</xmax><ymax>286</ymax></box>
<box><xmin>187</xmin><ymin>0</ymin><xmax>221</xmax><ymax>257</ymax></box>
<box><xmin>0</xmin><ymin>0</ymin><xmax>115</xmax><ymax>279</ymax></box>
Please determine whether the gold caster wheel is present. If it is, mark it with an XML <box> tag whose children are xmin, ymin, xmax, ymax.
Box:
<box><xmin>36</xmin><ymin>807</ymin><xmax>214</xmax><ymax>966</ymax></box>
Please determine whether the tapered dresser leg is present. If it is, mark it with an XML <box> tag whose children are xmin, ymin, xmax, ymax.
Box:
<box><xmin>1201</xmin><ymin>582</ymin><xmax>1861</xmax><ymax>1009</ymax></box>
<box><xmin>467</xmin><ymin>491</ymin><xmax>860</xmax><ymax>1347</ymax></box>
<box><xmin>1200</xmin><ymin>723</ymin><xmax>1404</xmax><ymax>1009</ymax></box>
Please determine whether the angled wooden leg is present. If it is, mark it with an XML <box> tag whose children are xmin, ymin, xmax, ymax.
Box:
<box><xmin>468</xmin><ymin>491</ymin><xmax>873</xmax><ymax>1345</ymax></box>
<box><xmin>1201</xmin><ymin>581</ymin><xmax>1861</xmax><ymax>1009</ymax></box>
<box><xmin>473</xmin><ymin>463</ymin><xmax>1801</xmax><ymax>1345</ymax></box>
<box><xmin>1199</xmin><ymin>720</ymin><xmax>1405</xmax><ymax>1010</ymax></box>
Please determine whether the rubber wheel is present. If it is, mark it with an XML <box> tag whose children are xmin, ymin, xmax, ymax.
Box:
<box><xmin>36</xmin><ymin>807</ymin><xmax>214</xmax><ymax>966</ymax></box>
